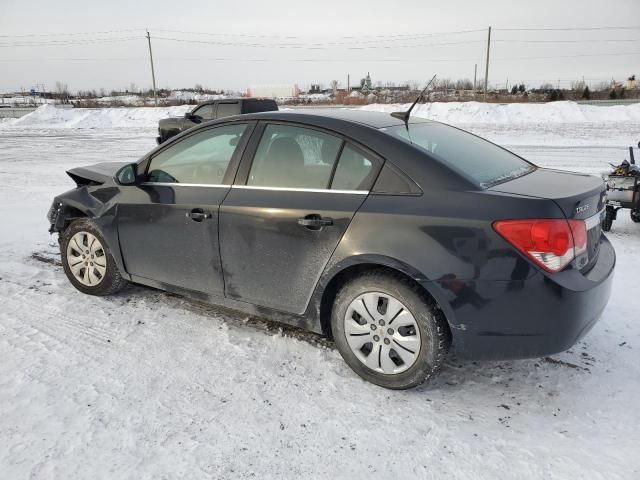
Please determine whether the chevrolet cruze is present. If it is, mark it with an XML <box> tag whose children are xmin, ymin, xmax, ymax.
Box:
<box><xmin>47</xmin><ymin>110</ymin><xmax>615</xmax><ymax>389</ymax></box>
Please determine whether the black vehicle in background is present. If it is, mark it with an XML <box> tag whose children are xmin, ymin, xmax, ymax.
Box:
<box><xmin>47</xmin><ymin>110</ymin><xmax>614</xmax><ymax>389</ymax></box>
<box><xmin>157</xmin><ymin>97</ymin><xmax>278</xmax><ymax>143</ymax></box>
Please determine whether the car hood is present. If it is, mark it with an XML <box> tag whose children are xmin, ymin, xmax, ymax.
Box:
<box><xmin>159</xmin><ymin>116</ymin><xmax>183</xmax><ymax>125</ymax></box>
<box><xmin>67</xmin><ymin>162</ymin><xmax>129</xmax><ymax>186</ymax></box>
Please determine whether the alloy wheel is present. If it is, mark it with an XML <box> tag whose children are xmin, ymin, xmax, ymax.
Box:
<box><xmin>344</xmin><ymin>292</ymin><xmax>421</xmax><ymax>374</ymax></box>
<box><xmin>66</xmin><ymin>231</ymin><xmax>107</xmax><ymax>287</ymax></box>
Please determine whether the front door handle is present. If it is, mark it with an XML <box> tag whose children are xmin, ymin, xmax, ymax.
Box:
<box><xmin>298</xmin><ymin>214</ymin><xmax>333</xmax><ymax>230</ymax></box>
<box><xmin>186</xmin><ymin>208</ymin><xmax>212</xmax><ymax>222</ymax></box>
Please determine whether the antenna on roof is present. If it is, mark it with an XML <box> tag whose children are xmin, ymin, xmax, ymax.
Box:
<box><xmin>391</xmin><ymin>74</ymin><xmax>437</xmax><ymax>128</ymax></box>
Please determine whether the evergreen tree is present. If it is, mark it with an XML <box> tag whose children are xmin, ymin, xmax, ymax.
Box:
<box><xmin>582</xmin><ymin>86</ymin><xmax>591</xmax><ymax>99</ymax></box>
<box><xmin>609</xmin><ymin>89</ymin><xmax>617</xmax><ymax>99</ymax></box>
<box><xmin>511</xmin><ymin>85</ymin><xmax>518</xmax><ymax>95</ymax></box>
<box><xmin>518</xmin><ymin>84</ymin><xmax>525</xmax><ymax>93</ymax></box>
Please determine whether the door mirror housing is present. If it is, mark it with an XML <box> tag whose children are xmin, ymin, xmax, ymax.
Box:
<box><xmin>115</xmin><ymin>163</ymin><xmax>138</xmax><ymax>186</ymax></box>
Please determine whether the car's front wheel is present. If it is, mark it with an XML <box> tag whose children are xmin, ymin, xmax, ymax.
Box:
<box><xmin>331</xmin><ymin>270</ymin><xmax>450</xmax><ymax>389</ymax></box>
<box><xmin>60</xmin><ymin>219</ymin><xmax>127</xmax><ymax>296</ymax></box>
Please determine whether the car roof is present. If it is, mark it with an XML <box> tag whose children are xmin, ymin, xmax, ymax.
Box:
<box><xmin>237</xmin><ymin>108</ymin><xmax>432</xmax><ymax>129</ymax></box>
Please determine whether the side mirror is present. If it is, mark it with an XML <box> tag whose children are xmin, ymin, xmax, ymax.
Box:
<box><xmin>184</xmin><ymin>112</ymin><xmax>192</xmax><ymax>119</ymax></box>
<box><xmin>115</xmin><ymin>163</ymin><xmax>138</xmax><ymax>185</ymax></box>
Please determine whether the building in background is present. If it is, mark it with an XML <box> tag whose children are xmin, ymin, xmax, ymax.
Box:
<box><xmin>246</xmin><ymin>85</ymin><xmax>299</xmax><ymax>100</ymax></box>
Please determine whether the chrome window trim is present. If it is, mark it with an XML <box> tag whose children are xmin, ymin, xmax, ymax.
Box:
<box><xmin>231</xmin><ymin>185</ymin><xmax>368</xmax><ymax>195</ymax></box>
<box><xmin>140</xmin><ymin>182</ymin><xmax>229</xmax><ymax>188</ymax></box>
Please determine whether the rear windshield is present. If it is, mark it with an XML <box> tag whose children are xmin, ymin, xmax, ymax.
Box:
<box><xmin>242</xmin><ymin>99</ymin><xmax>278</xmax><ymax>114</ymax></box>
<box><xmin>385</xmin><ymin>123</ymin><xmax>535</xmax><ymax>188</ymax></box>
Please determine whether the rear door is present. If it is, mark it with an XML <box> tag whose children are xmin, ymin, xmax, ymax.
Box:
<box><xmin>219</xmin><ymin>122</ymin><xmax>382</xmax><ymax>314</ymax></box>
<box><xmin>117</xmin><ymin>122</ymin><xmax>253</xmax><ymax>295</ymax></box>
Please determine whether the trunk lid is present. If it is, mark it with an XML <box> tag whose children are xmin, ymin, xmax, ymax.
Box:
<box><xmin>489</xmin><ymin>168</ymin><xmax>606</xmax><ymax>219</ymax></box>
<box><xmin>490</xmin><ymin>167</ymin><xmax>607</xmax><ymax>272</ymax></box>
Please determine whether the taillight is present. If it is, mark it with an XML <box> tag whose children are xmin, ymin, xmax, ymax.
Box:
<box><xmin>493</xmin><ymin>218</ymin><xmax>587</xmax><ymax>273</ymax></box>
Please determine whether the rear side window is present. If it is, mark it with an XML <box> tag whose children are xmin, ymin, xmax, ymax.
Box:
<box><xmin>216</xmin><ymin>102</ymin><xmax>240</xmax><ymax>118</ymax></box>
<box><xmin>242</xmin><ymin>99</ymin><xmax>278</xmax><ymax>114</ymax></box>
<box><xmin>147</xmin><ymin>124</ymin><xmax>248</xmax><ymax>184</ymax></box>
<box><xmin>331</xmin><ymin>145</ymin><xmax>374</xmax><ymax>191</ymax></box>
<box><xmin>247</xmin><ymin>124</ymin><xmax>341</xmax><ymax>189</ymax></box>
<box><xmin>386</xmin><ymin>123</ymin><xmax>534</xmax><ymax>188</ymax></box>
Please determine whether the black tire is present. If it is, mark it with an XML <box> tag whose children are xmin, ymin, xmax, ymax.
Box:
<box><xmin>631</xmin><ymin>210</ymin><xmax>640</xmax><ymax>223</ymax></box>
<box><xmin>60</xmin><ymin>218</ymin><xmax>127</xmax><ymax>296</ymax></box>
<box><xmin>331</xmin><ymin>270</ymin><xmax>451</xmax><ymax>390</ymax></box>
<box><xmin>602</xmin><ymin>207</ymin><xmax>615</xmax><ymax>232</ymax></box>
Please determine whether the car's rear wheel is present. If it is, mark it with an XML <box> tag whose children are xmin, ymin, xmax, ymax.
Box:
<box><xmin>331</xmin><ymin>270</ymin><xmax>450</xmax><ymax>389</ymax></box>
<box><xmin>60</xmin><ymin>219</ymin><xmax>127</xmax><ymax>296</ymax></box>
<box><xmin>631</xmin><ymin>209</ymin><xmax>640</xmax><ymax>223</ymax></box>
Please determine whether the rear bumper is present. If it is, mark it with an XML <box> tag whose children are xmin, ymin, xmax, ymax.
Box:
<box><xmin>429</xmin><ymin>235</ymin><xmax>615</xmax><ymax>360</ymax></box>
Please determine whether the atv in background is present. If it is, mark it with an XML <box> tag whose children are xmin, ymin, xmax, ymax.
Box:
<box><xmin>601</xmin><ymin>141</ymin><xmax>640</xmax><ymax>232</ymax></box>
<box><xmin>157</xmin><ymin>98</ymin><xmax>278</xmax><ymax>144</ymax></box>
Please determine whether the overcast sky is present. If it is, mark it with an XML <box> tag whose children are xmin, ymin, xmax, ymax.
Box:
<box><xmin>1</xmin><ymin>0</ymin><xmax>638</xmax><ymax>93</ymax></box>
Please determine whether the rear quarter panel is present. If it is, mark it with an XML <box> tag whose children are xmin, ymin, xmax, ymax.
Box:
<box><xmin>321</xmin><ymin>189</ymin><xmax>566</xmax><ymax>329</ymax></box>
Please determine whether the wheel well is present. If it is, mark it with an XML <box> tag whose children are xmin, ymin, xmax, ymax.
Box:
<box><xmin>61</xmin><ymin>206</ymin><xmax>88</xmax><ymax>230</ymax></box>
<box><xmin>319</xmin><ymin>263</ymin><xmax>446</xmax><ymax>340</ymax></box>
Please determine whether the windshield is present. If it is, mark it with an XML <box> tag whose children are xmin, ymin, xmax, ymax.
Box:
<box><xmin>385</xmin><ymin>123</ymin><xmax>535</xmax><ymax>188</ymax></box>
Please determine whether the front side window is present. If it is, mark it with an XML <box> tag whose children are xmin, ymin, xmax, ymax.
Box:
<box><xmin>331</xmin><ymin>145</ymin><xmax>374</xmax><ymax>191</ymax></box>
<box><xmin>192</xmin><ymin>104</ymin><xmax>214</xmax><ymax>120</ymax></box>
<box><xmin>147</xmin><ymin>124</ymin><xmax>248</xmax><ymax>185</ymax></box>
<box><xmin>247</xmin><ymin>124</ymin><xmax>342</xmax><ymax>189</ymax></box>
<box><xmin>385</xmin><ymin>123</ymin><xmax>534</xmax><ymax>188</ymax></box>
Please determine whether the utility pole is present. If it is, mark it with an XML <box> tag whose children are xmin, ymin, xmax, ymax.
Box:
<box><xmin>483</xmin><ymin>26</ymin><xmax>491</xmax><ymax>102</ymax></box>
<box><xmin>146</xmin><ymin>30</ymin><xmax>158</xmax><ymax>107</ymax></box>
<box><xmin>473</xmin><ymin>63</ymin><xmax>477</xmax><ymax>91</ymax></box>
<box><xmin>347</xmin><ymin>74</ymin><xmax>350</xmax><ymax>93</ymax></box>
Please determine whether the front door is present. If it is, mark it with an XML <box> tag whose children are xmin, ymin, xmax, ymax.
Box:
<box><xmin>117</xmin><ymin>123</ymin><xmax>252</xmax><ymax>295</ymax></box>
<box><xmin>219</xmin><ymin>123</ymin><xmax>381</xmax><ymax>314</ymax></box>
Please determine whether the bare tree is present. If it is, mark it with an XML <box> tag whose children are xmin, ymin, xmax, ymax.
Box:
<box><xmin>55</xmin><ymin>81</ymin><xmax>69</xmax><ymax>103</ymax></box>
<box><xmin>570</xmin><ymin>80</ymin><xmax>586</xmax><ymax>92</ymax></box>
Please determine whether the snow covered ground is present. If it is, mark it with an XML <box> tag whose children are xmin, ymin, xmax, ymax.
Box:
<box><xmin>0</xmin><ymin>103</ymin><xmax>639</xmax><ymax>479</ymax></box>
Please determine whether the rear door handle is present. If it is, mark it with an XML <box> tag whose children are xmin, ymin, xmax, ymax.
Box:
<box><xmin>298</xmin><ymin>214</ymin><xmax>333</xmax><ymax>230</ymax></box>
<box><xmin>186</xmin><ymin>209</ymin><xmax>212</xmax><ymax>222</ymax></box>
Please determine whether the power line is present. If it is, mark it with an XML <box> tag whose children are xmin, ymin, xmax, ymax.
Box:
<box><xmin>154</xmin><ymin>27</ymin><xmax>487</xmax><ymax>41</ymax></box>
<box><xmin>495</xmin><ymin>38</ymin><xmax>640</xmax><ymax>43</ymax></box>
<box><xmin>494</xmin><ymin>25</ymin><xmax>640</xmax><ymax>31</ymax></box>
<box><xmin>152</xmin><ymin>36</ymin><xmax>485</xmax><ymax>50</ymax></box>
<box><xmin>0</xmin><ymin>51</ymin><xmax>637</xmax><ymax>63</ymax></box>
<box><xmin>0</xmin><ymin>36</ymin><xmax>143</xmax><ymax>47</ymax></box>
<box><xmin>494</xmin><ymin>51</ymin><xmax>640</xmax><ymax>60</ymax></box>
<box><xmin>0</xmin><ymin>29</ymin><xmax>144</xmax><ymax>38</ymax></box>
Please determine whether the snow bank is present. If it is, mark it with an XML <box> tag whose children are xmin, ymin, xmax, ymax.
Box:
<box><xmin>2</xmin><ymin>104</ymin><xmax>191</xmax><ymax>129</ymax></box>
<box><xmin>3</xmin><ymin>101</ymin><xmax>640</xmax><ymax>130</ymax></box>
<box><xmin>360</xmin><ymin>100</ymin><xmax>640</xmax><ymax>124</ymax></box>
<box><xmin>167</xmin><ymin>91</ymin><xmax>229</xmax><ymax>103</ymax></box>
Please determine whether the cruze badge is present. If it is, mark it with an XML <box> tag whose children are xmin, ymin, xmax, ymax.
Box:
<box><xmin>575</xmin><ymin>204</ymin><xmax>590</xmax><ymax>214</ymax></box>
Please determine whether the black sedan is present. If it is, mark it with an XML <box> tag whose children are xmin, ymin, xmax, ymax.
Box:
<box><xmin>47</xmin><ymin>110</ymin><xmax>615</xmax><ymax>389</ymax></box>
